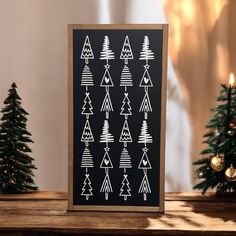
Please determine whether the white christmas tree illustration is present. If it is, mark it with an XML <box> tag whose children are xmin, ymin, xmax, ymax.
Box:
<box><xmin>81</xmin><ymin>147</ymin><xmax>94</xmax><ymax>170</ymax></box>
<box><xmin>138</xmin><ymin>147</ymin><xmax>152</xmax><ymax>170</ymax></box>
<box><xmin>81</xmin><ymin>119</ymin><xmax>94</xmax><ymax>145</ymax></box>
<box><xmin>139</xmin><ymin>92</ymin><xmax>152</xmax><ymax>119</ymax></box>
<box><xmin>100</xmin><ymin>147</ymin><xmax>113</xmax><ymax>169</ymax></box>
<box><xmin>139</xmin><ymin>174</ymin><xmax>151</xmax><ymax>201</ymax></box>
<box><xmin>100</xmin><ymin>172</ymin><xmax>113</xmax><ymax>200</ymax></box>
<box><xmin>101</xmin><ymin>92</ymin><xmax>113</xmax><ymax>119</ymax></box>
<box><xmin>119</xmin><ymin>120</ymin><xmax>132</xmax><ymax>147</ymax></box>
<box><xmin>120</xmin><ymin>65</ymin><xmax>133</xmax><ymax>89</ymax></box>
<box><xmin>119</xmin><ymin>147</ymin><xmax>132</xmax><ymax>169</ymax></box>
<box><xmin>100</xmin><ymin>120</ymin><xmax>114</xmax><ymax>144</ymax></box>
<box><xmin>120</xmin><ymin>36</ymin><xmax>133</xmax><ymax>64</ymax></box>
<box><xmin>81</xmin><ymin>65</ymin><xmax>94</xmax><ymax>90</ymax></box>
<box><xmin>119</xmin><ymin>174</ymin><xmax>131</xmax><ymax>201</ymax></box>
<box><xmin>82</xmin><ymin>92</ymin><xmax>93</xmax><ymax>118</ymax></box>
<box><xmin>80</xmin><ymin>35</ymin><xmax>94</xmax><ymax>64</ymax></box>
<box><xmin>138</xmin><ymin>120</ymin><xmax>153</xmax><ymax>144</ymax></box>
<box><xmin>100</xmin><ymin>69</ymin><xmax>114</xmax><ymax>87</ymax></box>
<box><xmin>120</xmin><ymin>93</ymin><xmax>132</xmax><ymax>117</ymax></box>
<box><xmin>81</xmin><ymin>173</ymin><xmax>93</xmax><ymax>200</ymax></box>
<box><xmin>100</xmin><ymin>36</ymin><xmax>115</xmax><ymax>64</ymax></box>
<box><xmin>139</xmin><ymin>36</ymin><xmax>154</xmax><ymax>64</ymax></box>
<box><xmin>139</xmin><ymin>68</ymin><xmax>153</xmax><ymax>87</ymax></box>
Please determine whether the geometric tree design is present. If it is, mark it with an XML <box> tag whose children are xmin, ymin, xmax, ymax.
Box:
<box><xmin>101</xmin><ymin>92</ymin><xmax>113</xmax><ymax>119</ymax></box>
<box><xmin>139</xmin><ymin>92</ymin><xmax>152</xmax><ymax>119</ymax></box>
<box><xmin>81</xmin><ymin>173</ymin><xmax>93</xmax><ymax>200</ymax></box>
<box><xmin>119</xmin><ymin>148</ymin><xmax>132</xmax><ymax>170</ymax></box>
<box><xmin>81</xmin><ymin>147</ymin><xmax>94</xmax><ymax>170</ymax></box>
<box><xmin>120</xmin><ymin>93</ymin><xmax>132</xmax><ymax>117</ymax></box>
<box><xmin>100</xmin><ymin>120</ymin><xmax>114</xmax><ymax>144</ymax></box>
<box><xmin>100</xmin><ymin>69</ymin><xmax>114</xmax><ymax>87</ymax></box>
<box><xmin>119</xmin><ymin>174</ymin><xmax>131</xmax><ymax>201</ymax></box>
<box><xmin>100</xmin><ymin>36</ymin><xmax>115</xmax><ymax>64</ymax></box>
<box><xmin>81</xmin><ymin>119</ymin><xmax>94</xmax><ymax>146</ymax></box>
<box><xmin>139</xmin><ymin>36</ymin><xmax>154</xmax><ymax>64</ymax></box>
<box><xmin>100</xmin><ymin>172</ymin><xmax>113</xmax><ymax>200</ymax></box>
<box><xmin>82</xmin><ymin>92</ymin><xmax>93</xmax><ymax>118</ymax></box>
<box><xmin>100</xmin><ymin>148</ymin><xmax>113</xmax><ymax>169</ymax></box>
<box><xmin>119</xmin><ymin>120</ymin><xmax>132</xmax><ymax>147</ymax></box>
<box><xmin>81</xmin><ymin>65</ymin><xmax>94</xmax><ymax>90</ymax></box>
<box><xmin>120</xmin><ymin>36</ymin><xmax>133</xmax><ymax>64</ymax></box>
<box><xmin>120</xmin><ymin>65</ymin><xmax>133</xmax><ymax>89</ymax></box>
<box><xmin>139</xmin><ymin>69</ymin><xmax>153</xmax><ymax>87</ymax></box>
<box><xmin>138</xmin><ymin>120</ymin><xmax>153</xmax><ymax>144</ymax></box>
<box><xmin>138</xmin><ymin>174</ymin><xmax>151</xmax><ymax>201</ymax></box>
<box><xmin>138</xmin><ymin>147</ymin><xmax>152</xmax><ymax>169</ymax></box>
<box><xmin>80</xmin><ymin>35</ymin><xmax>94</xmax><ymax>64</ymax></box>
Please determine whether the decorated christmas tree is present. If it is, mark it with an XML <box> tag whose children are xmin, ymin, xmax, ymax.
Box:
<box><xmin>0</xmin><ymin>83</ymin><xmax>38</xmax><ymax>193</ymax></box>
<box><xmin>193</xmin><ymin>74</ymin><xmax>236</xmax><ymax>193</ymax></box>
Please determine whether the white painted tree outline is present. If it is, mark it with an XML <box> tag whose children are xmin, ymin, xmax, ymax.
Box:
<box><xmin>138</xmin><ymin>173</ymin><xmax>151</xmax><ymax>201</ymax></box>
<box><xmin>81</xmin><ymin>119</ymin><xmax>94</xmax><ymax>146</ymax></box>
<box><xmin>120</xmin><ymin>93</ymin><xmax>132</xmax><ymax>118</ymax></box>
<box><xmin>139</xmin><ymin>36</ymin><xmax>154</xmax><ymax>64</ymax></box>
<box><xmin>139</xmin><ymin>67</ymin><xmax>153</xmax><ymax>88</ymax></box>
<box><xmin>119</xmin><ymin>174</ymin><xmax>131</xmax><ymax>201</ymax></box>
<box><xmin>119</xmin><ymin>119</ymin><xmax>132</xmax><ymax>147</ymax></box>
<box><xmin>120</xmin><ymin>65</ymin><xmax>133</xmax><ymax>91</ymax></box>
<box><xmin>100</xmin><ymin>68</ymin><xmax>114</xmax><ymax>87</ymax></box>
<box><xmin>100</xmin><ymin>171</ymin><xmax>113</xmax><ymax>200</ymax></box>
<box><xmin>120</xmin><ymin>36</ymin><xmax>133</xmax><ymax>64</ymax></box>
<box><xmin>100</xmin><ymin>36</ymin><xmax>115</xmax><ymax>64</ymax></box>
<box><xmin>80</xmin><ymin>35</ymin><xmax>94</xmax><ymax>64</ymax></box>
<box><xmin>100</xmin><ymin>120</ymin><xmax>114</xmax><ymax>145</ymax></box>
<box><xmin>139</xmin><ymin>92</ymin><xmax>152</xmax><ymax>120</ymax></box>
<box><xmin>119</xmin><ymin>147</ymin><xmax>132</xmax><ymax>170</ymax></box>
<box><xmin>82</xmin><ymin>92</ymin><xmax>93</xmax><ymax>118</ymax></box>
<box><xmin>101</xmin><ymin>92</ymin><xmax>113</xmax><ymax>119</ymax></box>
<box><xmin>138</xmin><ymin>147</ymin><xmax>152</xmax><ymax>170</ymax></box>
<box><xmin>100</xmin><ymin>147</ymin><xmax>113</xmax><ymax>169</ymax></box>
<box><xmin>81</xmin><ymin>173</ymin><xmax>93</xmax><ymax>200</ymax></box>
<box><xmin>81</xmin><ymin>146</ymin><xmax>94</xmax><ymax>171</ymax></box>
<box><xmin>81</xmin><ymin>64</ymin><xmax>94</xmax><ymax>90</ymax></box>
<box><xmin>138</xmin><ymin>120</ymin><xmax>153</xmax><ymax>145</ymax></box>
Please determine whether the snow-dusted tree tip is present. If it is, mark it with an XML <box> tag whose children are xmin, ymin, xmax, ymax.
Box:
<box><xmin>139</xmin><ymin>36</ymin><xmax>154</xmax><ymax>62</ymax></box>
<box><xmin>119</xmin><ymin>148</ymin><xmax>132</xmax><ymax>169</ymax></box>
<box><xmin>138</xmin><ymin>120</ymin><xmax>153</xmax><ymax>144</ymax></box>
<box><xmin>120</xmin><ymin>36</ymin><xmax>134</xmax><ymax>63</ymax></box>
<box><xmin>81</xmin><ymin>147</ymin><xmax>94</xmax><ymax>168</ymax></box>
<box><xmin>120</xmin><ymin>65</ymin><xmax>133</xmax><ymax>87</ymax></box>
<box><xmin>80</xmin><ymin>35</ymin><xmax>94</xmax><ymax>63</ymax></box>
<box><xmin>100</xmin><ymin>120</ymin><xmax>114</xmax><ymax>143</ymax></box>
<box><xmin>81</xmin><ymin>65</ymin><xmax>94</xmax><ymax>87</ymax></box>
<box><xmin>100</xmin><ymin>36</ymin><xmax>115</xmax><ymax>62</ymax></box>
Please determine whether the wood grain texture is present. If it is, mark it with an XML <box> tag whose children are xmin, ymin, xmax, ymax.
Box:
<box><xmin>0</xmin><ymin>192</ymin><xmax>236</xmax><ymax>235</ymax></box>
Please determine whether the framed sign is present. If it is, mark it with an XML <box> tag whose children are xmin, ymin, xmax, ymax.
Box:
<box><xmin>68</xmin><ymin>24</ymin><xmax>168</xmax><ymax>212</ymax></box>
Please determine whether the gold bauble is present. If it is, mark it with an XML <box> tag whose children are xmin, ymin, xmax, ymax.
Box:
<box><xmin>225</xmin><ymin>165</ymin><xmax>236</xmax><ymax>182</ymax></box>
<box><xmin>210</xmin><ymin>154</ymin><xmax>225</xmax><ymax>172</ymax></box>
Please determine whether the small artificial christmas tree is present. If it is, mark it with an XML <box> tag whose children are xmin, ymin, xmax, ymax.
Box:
<box><xmin>193</xmin><ymin>74</ymin><xmax>236</xmax><ymax>193</ymax></box>
<box><xmin>0</xmin><ymin>83</ymin><xmax>38</xmax><ymax>193</ymax></box>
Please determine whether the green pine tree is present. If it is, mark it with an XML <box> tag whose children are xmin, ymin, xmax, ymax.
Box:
<box><xmin>193</xmin><ymin>83</ymin><xmax>236</xmax><ymax>194</ymax></box>
<box><xmin>0</xmin><ymin>83</ymin><xmax>38</xmax><ymax>193</ymax></box>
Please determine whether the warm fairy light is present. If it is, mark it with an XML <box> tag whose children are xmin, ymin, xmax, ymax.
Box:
<box><xmin>229</xmin><ymin>73</ymin><xmax>235</xmax><ymax>87</ymax></box>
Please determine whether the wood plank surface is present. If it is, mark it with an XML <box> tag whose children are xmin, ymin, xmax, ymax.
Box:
<box><xmin>0</xmin><ymin>192</ymin><xmax>235</xmax><ymax>235</ymax></box>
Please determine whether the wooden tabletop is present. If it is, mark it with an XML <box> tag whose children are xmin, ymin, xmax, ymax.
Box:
<box><xmin>0</xmin><ymin>192</ymin><xmax>236</xmax><ymax>235</ymax></box>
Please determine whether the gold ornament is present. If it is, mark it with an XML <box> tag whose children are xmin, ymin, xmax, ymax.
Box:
<box><xmin>225</xmin><ymin>165</ymin><xmax>236</xmax><ymax>182</ymax></box>
<box><xmin>210</xmin><ymin>154</ymin><xmax>225</xmax><ymax>172</ymax></box>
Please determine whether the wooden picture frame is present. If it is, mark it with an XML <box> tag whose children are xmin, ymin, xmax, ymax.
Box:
<box><xmin>68</xmin><ymin>24</ymin><xmax>168</xmax><ymax>212</ymax></box>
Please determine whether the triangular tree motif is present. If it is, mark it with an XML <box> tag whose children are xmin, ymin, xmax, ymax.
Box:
<box><xmin>100</xmin><ymin>147</ymin><xmax>113</xmax><ymax>168</ymax></box>
<box><xmin>119</xmin><ymin>120</ymin><xmax>132</xmax><ymax>146</ymax></box>
<box><xmin>120</xmin><ymin>36</ymin><xmax>134</xmax><ymax>64</ymax></box>
<box><xmin>139</xmin><ymin>92</ymin><xmax>152</xmax><ymax>120</ymax></box>
<box><xmin>120</xmin><ymin>93</ymin><xmax>132</xmax><ymax>117</ymax></box>
<box><xmin>100</xmin><ymin>69</ymin><xmax>114</xmax><ymax>87</ymax></box>
<box><xmin>119</xmin><ymin>174</ymin><xmax>131</xmax><ymax>201</ymax></box>
<box><xmin>138</xmin><ymin>147</ymin><xmax>152</xmax><ymax>169</ymax></box>
<box><xmin>139</xmin><ymin>69</ymin><xmax>153</xmax><ymax>87</ymax></box>
<box><xmin>100</xmin><ymin>36</ymin><xmax>115</xmax><ymax>64</ymax></box>
<box><xmin>139</xmin><ymin>36</ymin><xmax>155</xmax><ymax>64</ymax></box>
<box><xmin>81</xmin><ymin>147</ymin><xmax>94</xmax><ymax>169</ymax></box>
<box><xmin>100</xmin><ymin>120</ymin><xmax>114</xmax><ymax>144</ymax></box>
<box><xmin>81</xmin><ymin>119</ymin><xmax>94</xmax><ymax>145</ymax></box>
<box><xmin>120</xmin><ymin>65</ymin><xmax>133</xmax><ymax>88</ymax></box>
<box><xmin>139</xmin><ymin>174</ymin><xmax>151</xmax><ymax>201</ymax></box>
<box><xmin>138</xmin><ymin>120</ymin><xmax>153</xmax><ymax>145</ymax></box>
<box><xmin>81</xmin><ymin>173</ymin><xmax>93</xmax><ymax>200</ymax></box>
<box><xmin>100</xmin><ymin>173</ymin><xmax>113</xmax><ymax>200</ymax></box>
<box><xmin>80</xmin><ymin>35</ymin><xmax>94</xmax><ymax>64</ymax></box>
<box><xmin>81</xmin><ymin>65</ymin><xmax>94</xmax><ymax>89</ymax></box>
<box><xmin>82</xmin><ymin>92</ymin><xmax>93</xmax><ymax>117</ymax></box>
<box><xmin>101</xmin><ymin>92</ymin><xmax>113</xmax><ymax>119</ymax></box>
<box><xmin>119</xmin><ymin>147</ymin><xmax>132</xmax><ymax>169</ymax></box>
